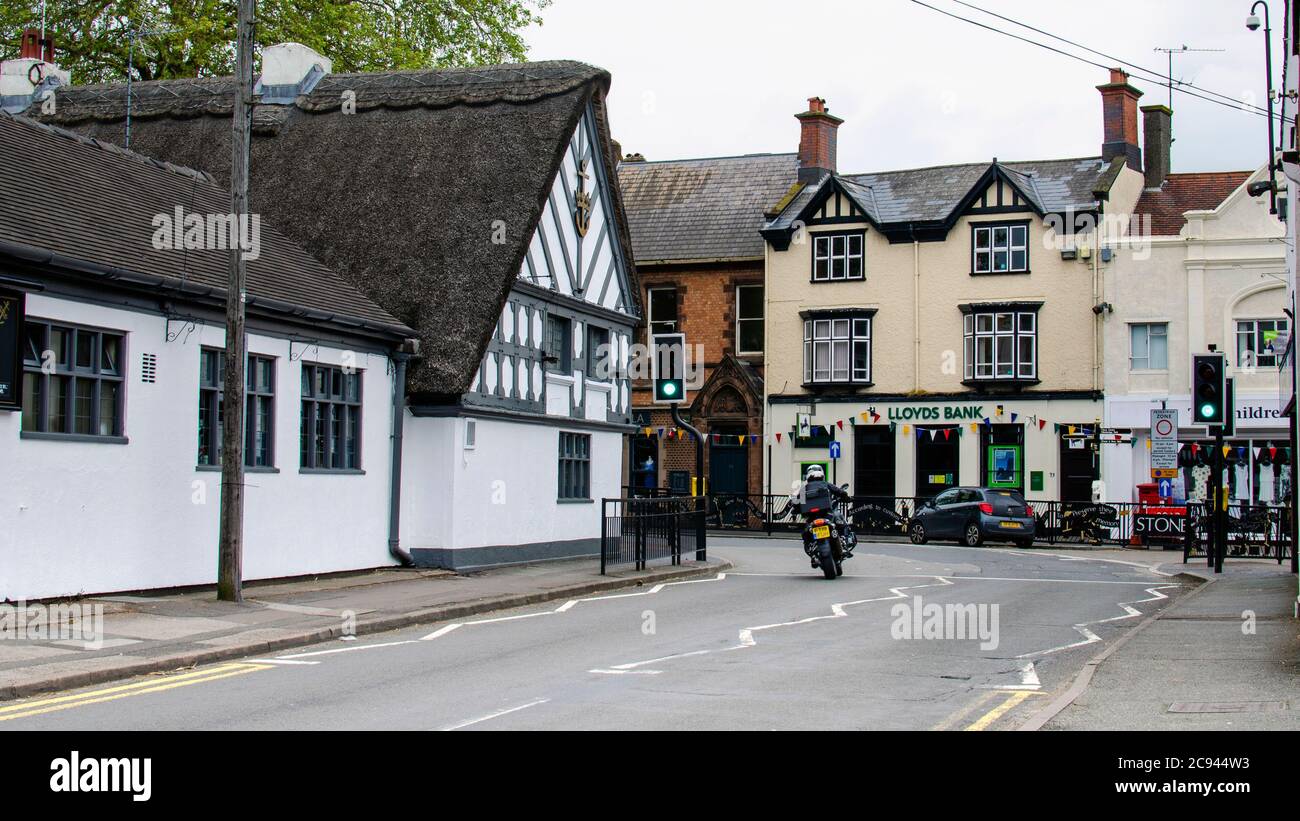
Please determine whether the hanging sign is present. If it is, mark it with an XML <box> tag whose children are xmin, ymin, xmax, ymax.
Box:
<box><xmin>0</xmin><ymin>289</ymin><xmax>23</xmax><ymax>410</ymax></box>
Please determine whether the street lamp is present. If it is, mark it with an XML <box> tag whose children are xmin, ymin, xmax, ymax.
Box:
<box><xmin>1247</xmin><ymin>1</ymin><xmax>1279</xmax><ymax>215</ymax></box>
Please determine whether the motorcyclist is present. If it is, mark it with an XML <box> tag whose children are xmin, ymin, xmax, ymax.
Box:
<box><xmin>795</xmin><ymin>465</ymin><xmax>856</xmax><ymax>565</ymax></box>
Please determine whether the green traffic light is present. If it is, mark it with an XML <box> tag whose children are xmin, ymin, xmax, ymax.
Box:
<box><xmin>663</xmin><ymin>382</ymin><xmax>677</xmax><ymax>397</ymax></box>
<box><xmin>1199</xmin><ymin>402</ymin><xmax>1216</xmax><ymax>419</ymax></box>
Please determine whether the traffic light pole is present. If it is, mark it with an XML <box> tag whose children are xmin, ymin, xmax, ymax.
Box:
<box><xmin>1213</xmin><ymin>424</ymin><xmax>1226</xmax><ymax>573</ymax></box>
<box><xmin>670</xmin><ymin>402</ymin><xmax>706</xmax><ymax>562</ymax></box>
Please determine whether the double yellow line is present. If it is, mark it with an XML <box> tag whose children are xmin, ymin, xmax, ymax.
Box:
<box><xmin>0</xmin><ymin>662</ymin><xmax>270</xmax><ymax>723</ymax></box>
<box><xmin>931</xmin><ymin>689</ymin><xmax>1040</xmax><ymax>731</ymax></box>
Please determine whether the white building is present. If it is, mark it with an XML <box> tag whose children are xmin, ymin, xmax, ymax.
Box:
<box><xmin>26</xmin><ymin>45</ymin><xmax>640</xmax><ymax>576</ymax></box>
<box><xmin>1104</xmin><ymin>104</ymin><xmax>1289</xmax><ymax>504</ymax></box>
<box><xmin>0</xmin><ymin>111</ymin><xmax>415</xmax><ymax>600</ymax></box>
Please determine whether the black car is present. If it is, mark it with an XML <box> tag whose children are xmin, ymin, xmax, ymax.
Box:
<box><xmin>908</xmin><ymin>487</ymin><xmax>1036</xmax><ymax>547</ymax></box>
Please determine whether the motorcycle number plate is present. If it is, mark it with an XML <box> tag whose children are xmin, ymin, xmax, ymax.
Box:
<box><xmin>812</xmin><ymin>525</ymin><xmax>831</xmax><ymax>540</ymax></box>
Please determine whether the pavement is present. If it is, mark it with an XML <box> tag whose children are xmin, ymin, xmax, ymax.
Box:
<box><xmin>0</xmin><ymin>557</ymin><xmax>729</xmax><ymax>700</ymax></box>
<box><xmin>1041</xmin><ymin>557</ymin><xmax>1300</xmax><ymax>730</ymax></box>
<box><xmin>0</xmin><ymin>537</ymin><xmax>1212</xmax><ymax>730</ymax></box>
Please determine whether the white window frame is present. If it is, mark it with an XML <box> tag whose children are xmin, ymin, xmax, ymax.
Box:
<box><xmin>647</xmin><ymin>286</ymin><xmax>678</xmax><ymax>340</ymax></box>
<box><xmin>1129</xmin><ymin>322</ymin><xmax>1169</xmax><ymax>371</ymax></box>
<box><xmin>803</xmin><ymin>314</ymin><xmax>871</xmax><ymax>385</ymax></box>
<box><xmin>972</xmin><ymin>223</ymin><xmax>1029</xmax><ymax>274</ymax></box>
<box><xmin>812</xmin><ymin>232</ymin><xmax>865</xmax><ymax>282</ymax></box>
<box><xmin>735</xmin><ymin>284</ymin><xmax>764</xmax><ymax>355</ymax></box>
<box><xmin>1236</xmin><ymin>318</ymin><xmax>1289</xmax><ymax>369</ymax></box>
<box><xmin>963</xmin><ymin>309</ymin><xmax>1037</xmax><ymax>381</ymax></box>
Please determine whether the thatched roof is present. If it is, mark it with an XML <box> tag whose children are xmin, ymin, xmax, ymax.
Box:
<box><xmin>0</xmin><ymin>111</ymin><xmax>410</xmax><ymax>338</ymax></box>
<box><xmin>33</xmin><ymin>60</ymin><xmax>636</xmax><ymax>402</ymax></box>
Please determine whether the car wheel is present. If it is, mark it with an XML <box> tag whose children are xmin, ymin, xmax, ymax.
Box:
<box><xmin>963</xmin><ymin>522</ymin><xmax>983</xmax><ymax>547</ymax></box>
<box><xmin>909</xmin><ymin>522</ymin><xmax>927</xmax><ymax>545</ymax></box>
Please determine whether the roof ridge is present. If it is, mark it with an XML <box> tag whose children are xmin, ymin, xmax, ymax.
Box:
<box><xmin>619</xmin><ymin>151</ymin><xmax>797</xmax><ymax>166</ymax></box>
<box><xmin>841</xmin><ymin>155</ymin><xmax>1102</xmax><ymax>178</ymax></box>
<box><xmin>0</xmin><ymin>109</ymin><xmax>215</xmax><ymax>185</ymax></box>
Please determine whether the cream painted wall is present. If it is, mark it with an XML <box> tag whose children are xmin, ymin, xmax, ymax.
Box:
<box><xmin>1103</xmin><ymin>165</ymin><xmax>1288</xmax><ymax>501</ymax></box>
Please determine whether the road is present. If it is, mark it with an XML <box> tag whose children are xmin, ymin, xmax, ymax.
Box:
<box><xmin>0</xmin><ymin>537</ymin><xmax>1188</xmax><ymax>731</ymax></box>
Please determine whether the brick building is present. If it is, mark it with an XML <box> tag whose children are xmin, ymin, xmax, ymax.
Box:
<box><xmin>617</xmin><ymin>142</ymin><xmax>798</xmax><ymax>496</ymax></box>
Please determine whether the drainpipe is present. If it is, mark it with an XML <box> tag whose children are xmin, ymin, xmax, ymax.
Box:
<box><xmin>387</xmin><ymin>343</ymin><xmax>418</xmax><ymax>566</ymax></box>
<box><xmin>912</xmin><ymin>228</ymin><xmax>921</xmax><ymax>392</ymax></box>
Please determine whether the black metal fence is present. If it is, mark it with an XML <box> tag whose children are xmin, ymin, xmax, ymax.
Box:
<box><xmin>621</xmin><ymin>487</ymin><xmax>1292</xmax><ymax>560</ymax></box>
<box><xmin>600</xmin><ymin>496</ymin><xmax>707</xmax><ymax>574</ymax></box>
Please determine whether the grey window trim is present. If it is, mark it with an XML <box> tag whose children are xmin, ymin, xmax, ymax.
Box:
<box><xmin>20</xmin><ymin>431</ymin><xmax>128</xmax><ymax>445</ymax></box>
<box><xmin>558</xmin><ymin>430</ymin><xmax>592</xmax><ymax>500</ymax></box>
<box><xmin>198</xmin><ymin>347</ymin><xmax>277</xmax><ymax>468</ymax></box>
<box><xmin>545</xmin><ymin>314</ymin><xmax>573</xmax><ymax>374</ymax></box>
<box><xmin>300</xmin><ymin>362</ymin><xmax>363</xmax><ymax>472</ymax></box>
<box><xmin>586</xmin><ymin>322</ymin><xmax>611</xmax><ymax>381</ymax></box>
<box><xmin>20</xmin><ymin>317</ymin><xmax>126</xmax><ymax>439</ymax></box>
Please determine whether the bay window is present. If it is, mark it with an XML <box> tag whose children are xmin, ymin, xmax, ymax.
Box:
<box><xmin>962</xmin><ymin>303</ymin><xmax>1039</xmax><ymax>383</ymax></box>
<box><xmin>802</xmin><ymin>309</ymin><xmax>874</xmax><ymax>386</ymax></box>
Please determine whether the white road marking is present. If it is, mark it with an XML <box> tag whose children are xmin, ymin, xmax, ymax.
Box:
<box><xmin>588</xmin><ymin>668</ymin><xmax>663</xmax><ymax>675</ymax></box>
<box><xmin>441</xmin><ymin>698</ymin><xmax>550</xmax><ymax>731</ymax></box>
<box><xmin>1017</xmin><ymin>585</ymin><xmax>1179</xmax><ymax>658</ymax></box>
<box><xmin>278</xmin><ymin>638</ymin><xmax>419</xmax><ymax>659</ymax></box>
<box><xmin>245</xmin><ymin>658</ymin><xmax>321</xmax><ymax>666</ymax></box>
<box><xmin>982</xmin><ymin>661</ymin><xmax>1041</xmax><ymax>691</ymax></box>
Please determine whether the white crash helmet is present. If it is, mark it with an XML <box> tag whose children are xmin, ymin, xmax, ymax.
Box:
<box><xmin>805</xmin><ymin>464</ymin><xmax>825</xmax><ymax>482</ymax></box>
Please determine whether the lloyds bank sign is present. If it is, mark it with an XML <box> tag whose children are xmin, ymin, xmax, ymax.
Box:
<box><xmin>887</xmin><ymin>405</ymin><xmax>986</xmax><ymax>422</ymax></box>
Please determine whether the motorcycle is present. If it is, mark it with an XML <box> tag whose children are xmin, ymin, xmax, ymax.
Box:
<box><xmin>798</xmin><ymin>484</ymin><xmax>857</xmax><ymax>579</ymax></box>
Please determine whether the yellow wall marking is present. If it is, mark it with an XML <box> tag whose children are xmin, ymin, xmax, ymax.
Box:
<box><xmin>0</xmin><ymin>663</ymin><xmax>269</xmax><ymax>723</ymax></box>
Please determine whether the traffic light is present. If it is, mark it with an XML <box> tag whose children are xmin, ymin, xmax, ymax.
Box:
<box><xmin>1191</xmin><ymin>353</ymin><xmax>1226</xmax><ymax>426</ymax></box>
<box><xmin>652</xmin><ymin>333</ymin><xmax>686</xmax><ymax>404</ymax></box>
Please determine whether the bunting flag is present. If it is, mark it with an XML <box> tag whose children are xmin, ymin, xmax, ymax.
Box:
<box><xmin>860</xmin><ymin>412</ymin><xmax>871</xmax><ymax>423</ymax></box>
<box><xmin>1038</xmin><ymin>419</ymin><xmax>1047</xmax><ymax>431</ymax></box>
<box><xmin>1010</xmin><ymin>412</ymin><xmax>1018</xmax><ymax>423</ymax></box>
<box><xmin>775</xmin><ymin>432</ymin><xmax>782</xmax><ymax>443</ymax></box>
<box><xmin>970</xmin><ymin>422</ymin><xmax>978</xmax><ymax>433</ymax></box>
<box><xmin>1270</xmin><ymin>446</ymin><xmax>1277</xmax><ymax>459</ymax></box>
<box><xmin>929</xmin><ymin>428</ymin><xmax>938</xmax><ymax>440</ymax></box>
<box><xmin>837</xmin><ymin>420</ymin><xmax>844</xmax><ymax>430</ymax></box>
<box><xmin>1223</xmin><ymin>445</ymin><xmax>1231</xmax><ymax>457</ymax></box>
<box><xmin>1145</xmin><ymin>438</ymin><xmax>1151</xmax><ymax>450</ymax></box>
<box><xmin>902</xmin><ymin>425</ymin><xmax>911</xmax><ymax>436</ymax></box>
<box><xmin>1067</xmin><ymin>425</ymin><xmax>1076</xmax><ymax>435</ymax></box>
<box><xmin>736</xmin><ymin>435</ymin><xmax>745</xmax><ymax>445</ymax></box>
<box><xmin>889</xmin><ymin>422</ymin><xmax>896</xmax><ymax>433</ymax></box>
<box><xmin>996</xmin><ymin>405</ymin><xmax>1005</xmax><ymax>417</ymax></box>
<box><xmin>942</xmin><ymin>428</ymin><xmax>952</xmax><ymax>441</ymax></box>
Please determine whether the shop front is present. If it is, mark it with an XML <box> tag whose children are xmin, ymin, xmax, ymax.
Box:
<box><xmin>767</xmin><ymin>393</ymin><xmax>1103</xmax><ymax>503</ymax></box>
<box><xmin>1105</xmin><ymin>394</ymin><xmax>1293</xmax><ymax>504</ymax></box>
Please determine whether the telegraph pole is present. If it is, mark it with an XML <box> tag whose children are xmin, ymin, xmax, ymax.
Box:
<box><xmin>218</xmin><ymin>0</ymin><xmax>255</xmax><ymax>602</ymax></box>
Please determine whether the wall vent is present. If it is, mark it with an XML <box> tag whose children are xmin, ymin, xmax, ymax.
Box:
<box><xmin>140</xmin><ymin>353</ymin><xmax>158</xmax><ymax>383</ymax></box>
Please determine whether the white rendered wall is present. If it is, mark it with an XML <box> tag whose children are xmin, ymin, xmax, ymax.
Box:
<box><xmin>2</xmin><ymin>293</ymin><xmax>399</xmax><ymax>600</ymax></box>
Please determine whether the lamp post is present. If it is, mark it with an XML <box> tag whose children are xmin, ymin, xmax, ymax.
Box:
<box><xmin>1248</xmin><ymin>1</ymin><xmax>1279</xmax><ymax>215</ymax></box>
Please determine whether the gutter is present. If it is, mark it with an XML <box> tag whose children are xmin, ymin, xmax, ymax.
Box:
<box><xmin>387</xmin><ymin>346</ymin><xmax>418</xmax><ymax>566</ymax></box>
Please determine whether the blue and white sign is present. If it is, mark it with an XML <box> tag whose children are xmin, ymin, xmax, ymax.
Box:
<box><xmin>1157</xmin><ymin>478</ymin><xmax>1173</xmax><ymax>498</ymax></box>
<box><xmin>829</xmin><ymin>441</ymin><xmax>842</xmax><ymax>459</ymax></box>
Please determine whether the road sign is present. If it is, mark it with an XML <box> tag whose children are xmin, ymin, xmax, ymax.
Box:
<box><xmin>829</xmin><ymin>441</ymin><xmax>842</xmax><ymax>459</ymax></box>
<box><xmin>1150</xmin><ymin>408</ymin><xmax>1179</xmax><ymax>471</ymax></box>
<box><xmin>1151</xmin><ymin>468</ymin><xmax>1179</xmax><ymax>479</ymax></box>
<box><xmin>1157</xmin><ymin>477</ymin><xmax>1174</xmax><ymax>498</ymax></box>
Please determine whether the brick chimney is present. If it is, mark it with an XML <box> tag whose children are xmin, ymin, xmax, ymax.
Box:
<box><xmin>796</xmin><ymin>97</ymin><xmax>843</xmax><ymax>184</ymax></box>
<box><xmin>19</xmin><ymin>28</ymin><xmax>53</xmax><ymax>62</ymax></box>
<box><xmin>1097</xmin><ymin>68</ymin><xmax>1142</xmax><ymax>171</ymax></box>
<box><xmin>1141</xmin><ymin>104</ymin><xmax>1172</xmax><ymax>190</ymax></box>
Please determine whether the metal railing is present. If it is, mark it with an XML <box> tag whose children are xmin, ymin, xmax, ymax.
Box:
<box><xmin>600</xmin><ymin>496</ymin><xmax>707</xmax><ymax>574</ymax></box>
<box><xmin>622</xmin><ymin>487</ymin><xmax>1291</xmax><ymax>559</ymax></box>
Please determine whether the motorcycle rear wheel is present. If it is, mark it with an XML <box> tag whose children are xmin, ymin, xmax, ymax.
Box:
<box><xmin>818</xmin><ymin>542</ymin><xmax>838</xmax><ymax>580</ymax></box>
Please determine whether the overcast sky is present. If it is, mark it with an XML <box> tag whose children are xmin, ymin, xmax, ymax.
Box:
<box><xmin>525</xmin><ymin>0</ymin><xmax>1283</xmax><ymax>173</ymax></box>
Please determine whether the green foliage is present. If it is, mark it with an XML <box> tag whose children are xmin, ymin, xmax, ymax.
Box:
<box><xmin>0</xmin><ymin>0</ymin><xmax>550</xmax><ymax>83</ymax></box>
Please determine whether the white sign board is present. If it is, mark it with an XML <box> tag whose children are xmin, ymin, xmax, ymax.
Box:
<box><xmin>1150</xmin><ymin>408</ymin><xmax>1179</xmax><ymax>471</ymax></box>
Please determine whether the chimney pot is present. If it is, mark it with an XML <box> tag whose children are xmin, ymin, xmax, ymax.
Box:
<box><xmin>796</xmin><ymin>96</ymin><xmax>843</xmax><ymax>184</ymax></box>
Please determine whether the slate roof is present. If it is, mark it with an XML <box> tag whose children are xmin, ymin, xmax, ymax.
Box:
<box><xmin>31</xmin><ymin>60</ymin><xmax>635</xmax><ymax>402</ymax></box>
<box><xmin>0</xmin><ymin>111</ymin><xmax>411</xmax><ymax>337</ymax></box>
<box><xmin>617</xmin><ymin>153</ymin><xmax>797</xmax><ymax>263</ymax></box>
<box><xmin>767</xmin><ymin>156</ymin><xmax>1109</xmax><ymax>232</ymax></box>
<box><xmin>1133</xmin><ymin>171</ymin><xmax>1252</xmax><ymax>235</ymax></box>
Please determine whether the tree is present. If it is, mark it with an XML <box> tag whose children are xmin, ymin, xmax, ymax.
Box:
<box><xmin>0</xmin><ymin>0</ymin><xmax>550</xmax><ymax>84</ymax></box>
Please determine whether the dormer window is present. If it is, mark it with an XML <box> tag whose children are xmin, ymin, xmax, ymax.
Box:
<box><xmin>812</xmin><ymin>231</ymin><xmax>864</xmax><ymax>281</ymax></box>
<box><xmin>972</xmin><ymin>222</ymin><xmax>1029</xmax><ymax>274</ymax></box>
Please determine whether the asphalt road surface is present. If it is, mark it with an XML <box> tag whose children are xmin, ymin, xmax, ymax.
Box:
<box><xmin>1</xmin><ymin>537</ymin><xmax>1188</xmax><ymax>731</ymax></box>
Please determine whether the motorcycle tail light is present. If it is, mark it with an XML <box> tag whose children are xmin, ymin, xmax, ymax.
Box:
<box><xmin>979</xmin><ymin>503</ymin><xmax>994</xmax><ymax>515</ymax></box>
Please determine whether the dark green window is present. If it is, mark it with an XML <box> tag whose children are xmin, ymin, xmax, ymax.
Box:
<box><xmin>21</xmin><ymin>320</ymin><xmax>124</xmax><ymax>438</ymax></box>
<box><xmin>198</xmin><ymin>348</ymin><xmax>275</xmax><ymax>467</ymax></box>
<box><xmin>300</xmin><ymin>363</ymin><xmax>362</xmax><ymax>471</ymax></box>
